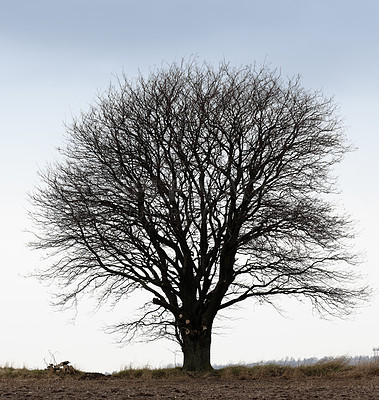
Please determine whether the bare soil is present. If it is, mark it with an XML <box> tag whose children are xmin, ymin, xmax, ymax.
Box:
<box><xmin>1</xmin><ymin>376</ymin><xmax>379</xmax><ymax>399</ymax></box>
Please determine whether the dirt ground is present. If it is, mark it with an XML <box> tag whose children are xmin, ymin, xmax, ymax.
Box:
<box><xmin>1</xmin><ymin>376</ymin><xmax>379</xmax><ymax>400</ymax></box>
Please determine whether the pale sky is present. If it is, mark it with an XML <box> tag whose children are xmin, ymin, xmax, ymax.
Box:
<box><xmin>1</xmin><ymin>0</ymin><xmax>378</xmax><ymax>373</ymax></box>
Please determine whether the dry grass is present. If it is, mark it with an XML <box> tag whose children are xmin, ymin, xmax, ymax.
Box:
<box><xmin>0</xmin><ymin>364</ymin><xmax>83</xmax><ymax>380</ymax></box>
<box><xmin>219</xmin><ymin>358</ymin><xmax>379</xmax><ymax>380</ymax></box>
<box><xmin>114</xmin><ymin>366</ymin><xmax>184</xmax><ymax>379</ymax></box>
<box><xmin>3</xmin><ymin>358</ymin><xmax>379</xmax><ymax>380</ymax></box>
<box><xmin>113</xmin><ymin>358</ymin><xmax>379</xmax><ymax>380</ymax></box>
<box><xmin>0</xmin><ymin>366</ymin><xmax>49</xmax><ymax>379</ymax></box>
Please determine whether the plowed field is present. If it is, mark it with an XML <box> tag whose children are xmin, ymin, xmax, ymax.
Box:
<box><xmin>1</xmin><ymin>376</ymin><xmax>379</xmax><ymax>399</ymax></box>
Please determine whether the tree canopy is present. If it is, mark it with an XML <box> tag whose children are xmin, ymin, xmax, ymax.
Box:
<box><xmin>30</xmin><ymin>60</ymin><xmax>367</xmax><ymax>370</ymax></box>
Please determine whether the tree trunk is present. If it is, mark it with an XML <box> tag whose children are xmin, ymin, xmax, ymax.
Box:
<box><xmin>181</xmin><ymin>328</ymin><xmax>213</xmax><ymax>371</ymax></box>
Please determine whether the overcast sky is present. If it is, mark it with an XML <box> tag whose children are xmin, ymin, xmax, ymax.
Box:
<box><xmin>1</xmin><ymin>0</ymin><xmax>378</xmax><ymax>373</ymax></box>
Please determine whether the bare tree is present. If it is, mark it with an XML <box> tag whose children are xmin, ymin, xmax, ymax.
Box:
<box><xmin>30</xmin><ymin>60</ymin><xmax>367</xmax><ymax>371</ymax></box>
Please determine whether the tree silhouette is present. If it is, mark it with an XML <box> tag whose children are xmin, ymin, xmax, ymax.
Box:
<box><xmin>30</xmin><ymin>60</ymin><xmax>367</xmax><ymax>371</ymax></box>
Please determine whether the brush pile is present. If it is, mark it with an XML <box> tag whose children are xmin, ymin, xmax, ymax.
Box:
<box><xmin>46</xmin><ymin>361</ymin><xmax>75</xmax><ymax>374</ymax></box>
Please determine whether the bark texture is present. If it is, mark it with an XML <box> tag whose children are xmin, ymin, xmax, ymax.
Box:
<box><xmin>181</xmin><ymin>330</ymin><xmax>213</xmax><ymax>371</ymax></box>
